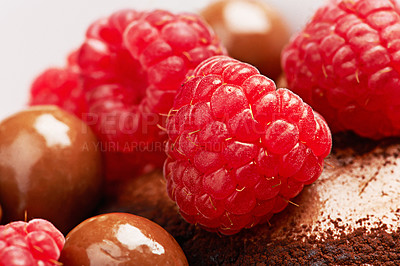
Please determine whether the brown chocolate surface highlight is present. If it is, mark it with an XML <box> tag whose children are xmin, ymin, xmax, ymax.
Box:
<box><xmin>101</xmin><ymin>132</ymin><xmax>400</xmax><ymax>265</ymax></box>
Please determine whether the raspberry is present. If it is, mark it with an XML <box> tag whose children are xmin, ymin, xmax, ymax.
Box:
<box><xmin>282</xmin><ymin>0</ymin><xmax>400</xmax><ymax>139</ymax></box>
<box><xmin>29</xmin><ymin>9</ymin><xmax>225</xmax><ymax>180</ymax></box>
<box><xmin>29</xmin><ymin>66</ymin><xmax>86</xmax><ymax>118</ymax></box>
<box><xmin>163</xmin><ymin>56</ymin><xmax>332</xmax><ymax>235</ymax></box>
<box><xmin>0</xmin><ymin>219</ymin><xmax>65</xmax><ymax>266</ymax></box>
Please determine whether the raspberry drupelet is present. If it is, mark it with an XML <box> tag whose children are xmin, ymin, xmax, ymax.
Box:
<box><xmin>29</xmin><ymin>9</ymin><xmax>226</xmax><ymax>180</ymax></box>
<box><xmin>282</xmin><ymin>0</ymin><xmax>400</xmax><ymax>139</ymax></box>
<box><xmin>0</xmin><ymin>219</ymin><xmax>65</xmax><ymax>266</ymax></box>
<box><xmin>163</xmin><ymin>56</ymin><xmax>332</xmax><ymax>235</ymax></box>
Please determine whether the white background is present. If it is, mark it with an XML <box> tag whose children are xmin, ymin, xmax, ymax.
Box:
<box><xmin>0</xmin><ymin>0</ymin><xmax>325</xmax><ymax>120</ymax></box>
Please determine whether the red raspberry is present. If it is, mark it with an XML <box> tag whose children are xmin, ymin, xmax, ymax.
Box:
<box><xmin>29</xmin><ymin>66</ymin><xmax>86</xmax><ymax>118</ymax></box>
<box><xmin>163</xmin><ymin>56</ymin><xmax>332</xmax><ymax>235</ymax></box>
<box><xmin>0</xmin><ymin>219</ymin><xmax>65</xmax><ymax>266</ymax></box>
<box><xmin>29</xmin><ymin>9</ymin><xmax>225</xmax><ymax>180</ymax></box>
<box><xmin>282</xmin><ymin>0</ymin><xmax>400</xmax><ymax>139</ymax></box>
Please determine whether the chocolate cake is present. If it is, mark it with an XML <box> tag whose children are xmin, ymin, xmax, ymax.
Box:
<box><xmin>101</xmin><ymin>132</ymin><xmax>400</xmax><ymax>265</ymax></box>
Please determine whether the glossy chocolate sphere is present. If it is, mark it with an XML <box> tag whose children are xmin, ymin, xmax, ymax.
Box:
<box><xmin>0</xmin><ymin>105</ymin><xmax>103</xmax><ymax>233</ymax></box>
<box><xmin>201</xmin><ymin>0</ymin><xmax>290</xmax><ymax>80</ymax></box>
<box><xmin>60</xmin><ymin>213</ymin><xmax>188</xmax><ymax>266</ymax></box>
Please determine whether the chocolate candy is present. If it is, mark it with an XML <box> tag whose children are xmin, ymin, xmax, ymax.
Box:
<box><xmin>201</xmin><ymin>0</ymin><xmax>290</xmax><ymax>80</ymax></box>
<box><xmin>60</xmin><ymin>212</ymin><xmax>188</xmax><ymax>266</ymax></box>
<box><xmin>0</xmin><ymin>105</ymin><xmax>103</xmax><ymax>233</ymax></box>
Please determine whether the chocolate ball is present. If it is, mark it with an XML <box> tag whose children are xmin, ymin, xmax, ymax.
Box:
<box><xmin>201</xmin><ymin>0</ymin><xmax>290</xmax><ymax>80</ymax></box>
<box><xmin>276</xmin><ymin>73</ymin><xmax>288</xmax><ymax>88</ymax></box>
<box><xmin>0</xmin><ymin>105</ymin><xmax>103</xmax><ymax>233</ymax></box>
<box><xmin>60</xmin><ymin>213</ymin><xmax>188</xmax><ymax>266</ymax></box>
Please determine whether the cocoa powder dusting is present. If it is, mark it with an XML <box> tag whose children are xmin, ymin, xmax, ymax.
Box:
<box><xmin>239</xmin><ymin>223</ymin><xmax>400</xmax><ymax>265</ymax></box>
